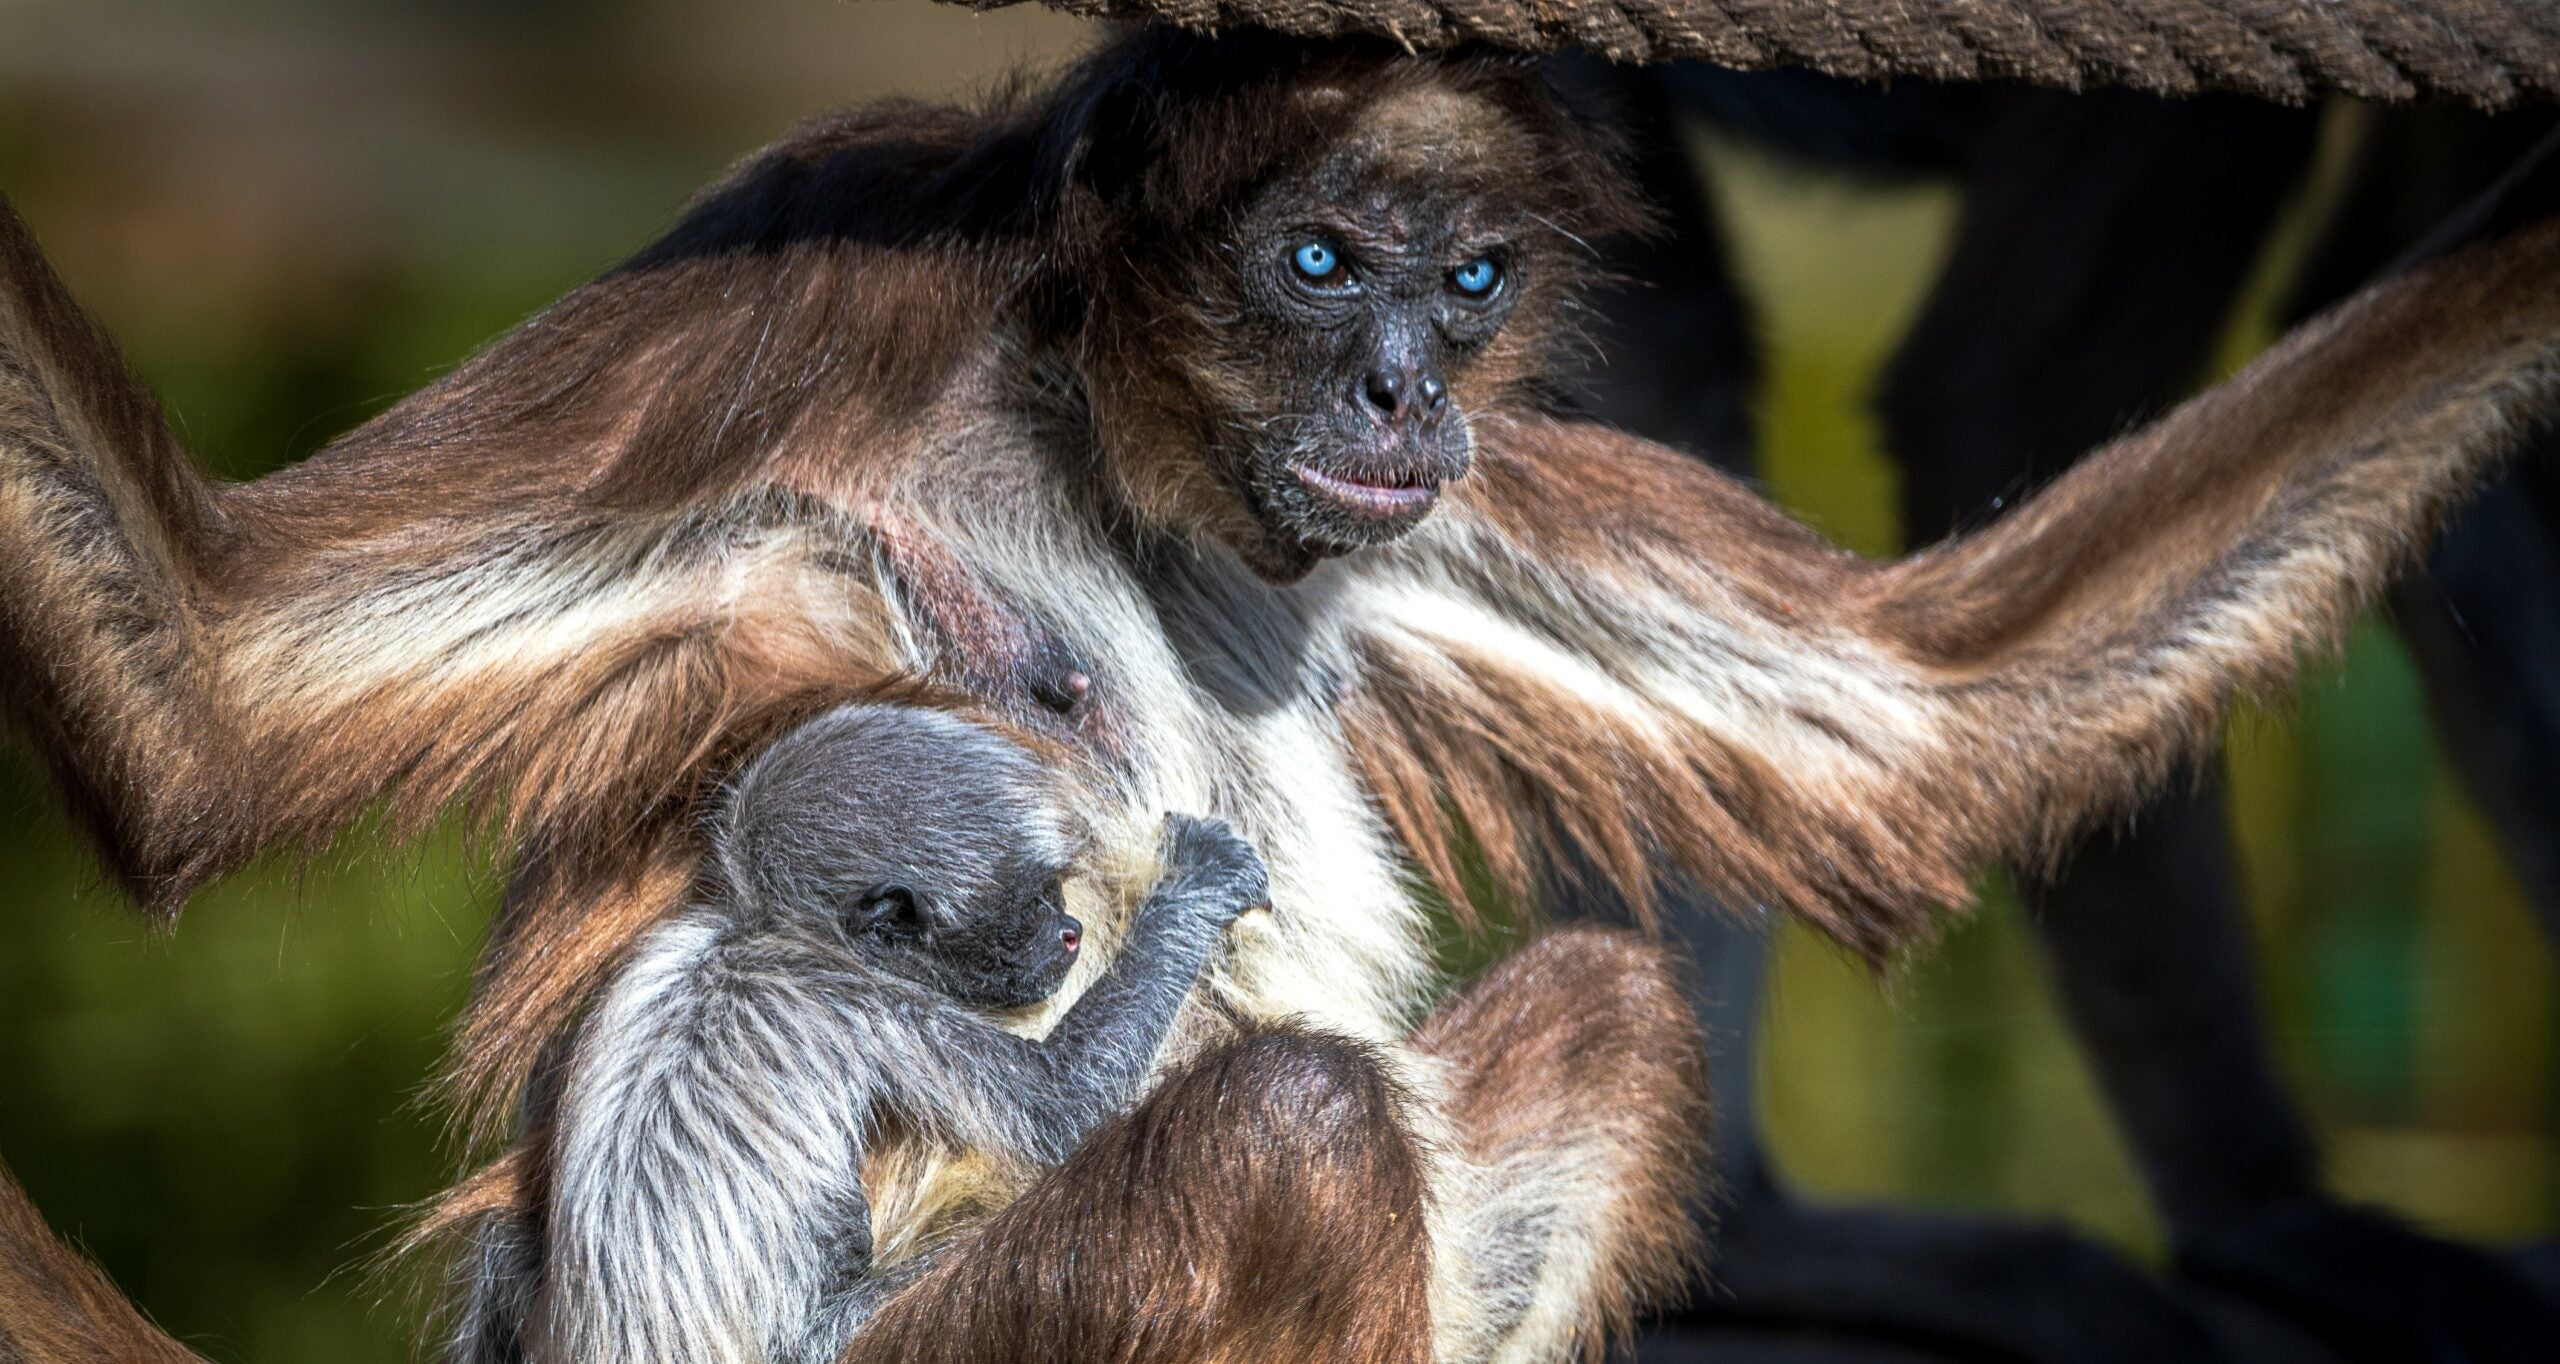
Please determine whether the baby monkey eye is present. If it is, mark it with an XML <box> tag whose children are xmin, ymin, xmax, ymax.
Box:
<box><xmin>1449</xmin><ymin>256</ymin><xmax>1501</xmax><ymax>298</ymax></box>
<box><xmin>1287</xmin><ymin>238</ymin><xmax>1349</xmax><ymax>288</ymax></box>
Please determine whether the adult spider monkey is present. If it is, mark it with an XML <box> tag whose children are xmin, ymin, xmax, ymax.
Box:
<box><xmin>3</xmin><ymin>26</ymin><xmax>2560</xmax><ymax>1363</ymax></box>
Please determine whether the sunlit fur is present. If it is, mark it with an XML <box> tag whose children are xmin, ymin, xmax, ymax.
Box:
<box><xmin>0</xmin><ymin>24</ymin><xmax>2556</xmax><ymax>1364</ymax></box>
<box><xmin>0</xmin><ymin>1162</ymin><xmax>201</xmax><ymax>1364</ymax></box>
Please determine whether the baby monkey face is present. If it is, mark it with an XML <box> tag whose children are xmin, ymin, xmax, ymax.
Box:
<box><xmin>716</xmin><ymin>704</ymin><xmax>1089</xmax><ymax>1011</ymax></box>
<box><xmin>845</xmin><ymin>859</ymin><xmax>1084</xmax><ymax>1010</ymax></box>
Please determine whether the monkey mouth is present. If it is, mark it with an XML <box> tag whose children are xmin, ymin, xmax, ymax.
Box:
<box><xmin>1289</xmin><ymin>462</ymin><xmax>1441</xmax><ymax>523</ymax></box>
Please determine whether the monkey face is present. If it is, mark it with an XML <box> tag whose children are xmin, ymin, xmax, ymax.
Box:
<box><xmin>717</xmin><ymin>704</ymin><xmax>1091</xmax><ymax>1010</ymax></box>
<box><xmin>1070</xmin><ymin>48</ymin><xmax>1643</xmax><ymax>583</ymax></box>
<box><xmin>849</xmin><ymin>867</ymin><xmax>1083</xmax><ymax>1011</ymax></box>
<box><xmin>1214</xmin><ymin>153</ymin><xmax>1522</xmax><ymax>566</ymax></box>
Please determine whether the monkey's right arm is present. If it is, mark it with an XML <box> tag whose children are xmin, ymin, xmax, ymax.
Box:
<box><xmin>0</xmin><ymin>199</ymin><xmax>907</xmax><ymax>916</ymax></box>
<box><xmin>904</xmin><ymin>816</ymin><xmax>1269</xmax><ymax>1168</ymax></box>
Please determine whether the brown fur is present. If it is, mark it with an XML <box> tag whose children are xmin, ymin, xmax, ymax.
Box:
<box><xmin>1412</xmin><ymin>928</ymin><xmax>1710</xmax><ymax>1356</ymax></box>
<box><xmin>404</xmin><ymin>1138</ymin><xmax>548</xmax><ymax>1265</ymax></box>
<box><xmin>1341</xmin><ymin>217</ymin><xmax>2560</xmax><ymax>960</ymax></box>
<box><xmin>844</xmin><ymin>1028</ymin><xmax>1437</xmax><ymax>1364</ymax></box>
<box><xmin>0</xmin><ymin>1162</ymin><xmax>202</xmax><ymax>1364</ymax></box>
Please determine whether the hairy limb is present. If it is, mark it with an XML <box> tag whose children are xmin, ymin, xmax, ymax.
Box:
<box><xmin>2</xmin><ymin>193</ymin><xmax>938</xmax><ymax>1140</ymax></box>
<box><xmin>842</xmin><ymin>1028</ymin><xmax>1437</xmax><ymax>1364</ymax></box>
<box><xmin>0</xmin><ymin>197</ymin><xmax>905</xmax><ymax>915</ymax></box>
<box><xmin>1353</xmin><ymin>193</ymin><xmax>2560</xmax><ymax>957</ymax></box>
<box><xmin>0</xmin><ymin>1159</ymin><xmax>202</xmax><ymax>1364</ymax></box>
<box><xmin>1411</xmin><ymin>926</ymin><xmax>1709</xmax><ymax>1364</ymax></box>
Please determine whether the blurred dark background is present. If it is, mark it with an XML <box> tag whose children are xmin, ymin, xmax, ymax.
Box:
<box><xmin>0</xmin><ymin>4</ymin><xmax>2550</xmax><ymax>1361</ymax></box>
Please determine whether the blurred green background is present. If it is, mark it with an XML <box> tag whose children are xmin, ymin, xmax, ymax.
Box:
<box><xmin>0</xmin><ymin>3</ymin><xmax>2550</xmax><ymax>1361</ymax></box>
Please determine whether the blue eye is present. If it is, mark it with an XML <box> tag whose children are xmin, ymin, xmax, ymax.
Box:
<box><xmin>1290</xmin><ymin>240</ymin><xmax>1340</xmax><ymax>282</ymax></box>
<box><xmin>1451</xmin><ymin>257</ymin><xmax>1500</xmax><ymax>296</ymax></box>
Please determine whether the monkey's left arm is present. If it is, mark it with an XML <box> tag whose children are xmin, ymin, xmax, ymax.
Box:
<box><xmin>1350</xmin><ymin>211</ymin><xmax>2560</xmax><ymax>958</ymax></box>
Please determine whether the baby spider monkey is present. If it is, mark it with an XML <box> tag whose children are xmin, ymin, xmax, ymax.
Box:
<box><xmin>523</xmin><ymin>704</ymin><xmax>1271</xmax><ymax>1364</ymax></box>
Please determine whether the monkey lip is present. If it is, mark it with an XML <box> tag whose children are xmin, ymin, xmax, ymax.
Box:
<box><xmin>1290</xmin><ymin>463</ymin><xmax>1441</xmax><ymax>521</ymax></box>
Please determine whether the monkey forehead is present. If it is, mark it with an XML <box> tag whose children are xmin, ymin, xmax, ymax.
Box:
<box><xmin>748</xmin><ymin>704</ymin><xmax>1037</xmax><ymax>788</ymax></box>
<box><xmin>719</xmin><ymin>703</ymin><xmax>1076</xmax><ymax>872</ymax></box>
<box><xmin>1345</xmin><ymin>86</ymin><xmax>1519</xmax><ymax>169</ymax></box>
<box><xmin>1274</xmin><ymin>88</ymin><xmax>1539</xmax><ymax>241</ymax></box>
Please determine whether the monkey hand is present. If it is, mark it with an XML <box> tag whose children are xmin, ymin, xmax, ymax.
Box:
<box><xmin>1151</xmin><ymin>814</ymin><xmax>1272</xmax><ymax>931</ymax></box>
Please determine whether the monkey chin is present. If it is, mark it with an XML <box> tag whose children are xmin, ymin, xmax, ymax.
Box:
<box><xmin>1231</xmin><ymin>444</ymin><xmax>1469</xmax><ymax>583</ymax></box>
<box><xmin>1235</xmin><ymin>477</ymin><xmax>1440</xmax><ymax>583</ymax></box>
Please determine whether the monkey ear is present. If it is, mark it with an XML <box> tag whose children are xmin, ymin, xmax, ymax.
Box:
<box><xmin>1048</xmin><ymin>97</ymin><xmax>1140</xmax><ymax>215</ymax></box>
<box><xmin>851</xmin><ymin>885</ymin><xmax>921</xmax><ymax>934</ymax></box>
<box><xmin>1039</xmin><ymin>32</ymin><xmax>1184</xmax><ymax>234</ymax></box>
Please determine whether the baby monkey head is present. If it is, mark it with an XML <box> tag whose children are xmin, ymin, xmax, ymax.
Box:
<box><xmin>714</xmin><ymin>704</ymin><xmax>1086</xmax><ymax>1010</ymax></box>
<box><xmin>1057</xmin><ymin>32</ymin><xmax>1646</xmax><ymax>582</ymax></box>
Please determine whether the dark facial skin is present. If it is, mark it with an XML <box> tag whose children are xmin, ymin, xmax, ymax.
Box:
<box><xmin>1223</xmin><ymin>151</ymin><xmax>1527</xmax><ymax>565</ymax></box>
<box><xmin>845</xmin><ymin>865</ymin><xmax>1084</xmax><ymax>1010</ymax></box>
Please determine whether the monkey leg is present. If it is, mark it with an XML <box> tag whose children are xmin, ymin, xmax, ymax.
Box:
<box><xmin>1409</xmin><ymin>925</ymin><xmax>1710</xmax><ymax>1364</ymax></box>
<box><xmin>841</xmin><ymin>1026</ymin><xmax>1437</xmax><ymax>1364</ymax></box>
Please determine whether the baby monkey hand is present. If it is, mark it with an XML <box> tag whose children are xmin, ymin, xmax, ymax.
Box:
<box><xmin>1152</xmin><ymin>814</ymin><xmax>1272</xmax><ymax>931</ymax></box>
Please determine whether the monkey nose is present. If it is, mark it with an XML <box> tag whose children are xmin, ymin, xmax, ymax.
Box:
<box><xmin>1358</xmin><ymin>366</ymin><xmax>1447</xmax><ymax>431</ymax></box>
<box><xmin>1360</xmin><ymin>367</ymin><xmax>1404</xmax><ymax>417</ymax></box>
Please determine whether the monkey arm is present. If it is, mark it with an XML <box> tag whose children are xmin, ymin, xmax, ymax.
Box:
<box><xmin>1353</xmin><ymin>212</ymin><xmax>2560</xmax><ymax>959</ymax></box>
<box><xmin>902</xmin><ymin>818</ymin><xmax>1265</xmax><ymax>1167</ymax></box>
<box><xmin>0</xmin><ymin>199</ymin><xmax>908</xmax><ymax>916</ymax></box>
<box><xmin>0</xmin><ymin>1158</ymin><xmax>206</xmax><ymax>1364</ymax></box>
